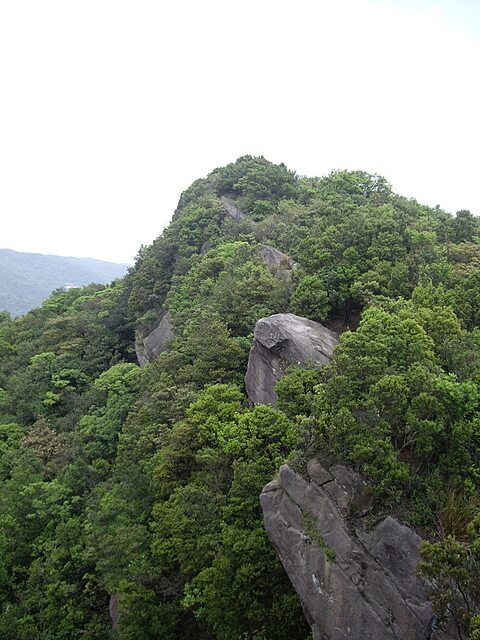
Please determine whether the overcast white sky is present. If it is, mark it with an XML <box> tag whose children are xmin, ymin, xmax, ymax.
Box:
<box><xmin>1</xmin><ymin>0</ymin><xmax>479</xmax><ymax>264</ymax></box>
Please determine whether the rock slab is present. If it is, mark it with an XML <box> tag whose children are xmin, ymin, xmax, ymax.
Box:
<box><xmin>135</xmin><ymin>312</ymin><xmax>174</xmax><ymax>367</ymax></box>
<box><xmin>221</xmin><ymin>195</ymin><xmax>249</xmax><ymax>222</ymax></box>
<box><xmin>245</xmin><ymin>313</ymin><xmax>339</xmax><ymax>405</ymax></box>
<box><xmin>260</xmin><ymin>461</ymin><xmax>460</xmax><ymax>640</ymax></box>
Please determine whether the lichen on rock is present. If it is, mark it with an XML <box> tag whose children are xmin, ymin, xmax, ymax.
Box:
<box><xmin>261</xmin><ymin>461</ymin><xmax>460</xmax><ymax>640</ymax></box>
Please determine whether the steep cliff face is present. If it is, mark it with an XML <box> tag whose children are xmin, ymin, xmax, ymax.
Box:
<box><xmin>261</xmin><ymin>461</ymin><xmax>459</xmax><ymax>640</ymax></box>
<box><xmin>245</xmin><ymin>313</ymin><xmax>339</xmax><ymax>405</ymax></box>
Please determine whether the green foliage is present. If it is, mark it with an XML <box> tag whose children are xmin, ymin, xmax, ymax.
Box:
<box><xmin>173</xmin><ymin>308</ymin><xmax>248</xmax><ymax>387</ymax></box>
<box><xmin>148</xmin><ymin>386</ymin><xmax>308</xmax><ymax>640</ymax></box>
<box><xmin>210</xmin><ymin>155</ymin><xmax>297</xmax><ymax>219</ymax></box>
<box><xmin>1</xmin><ymin>157</ymin><xmax>480</xmax><ymax>637</ymax></box>
<box><xmin>167</xmin><ymin>241</ymin><xmax>288</xmax><ymax>336</ymax></box>
<box><xmin>0</xmin><ymin>248</ymin><xmax>127</xmax><ymax>317</ymax></box>
<box><xmin>291</xmin><ymin>274</ymin><xmax>330</xmax><ymax>322</ymax></box>
<box><xmin>274</xmin><ymin>367</ymin><xmax>321</xmax><ymax>423</ymax></box>
<box><xmin>419</xmin><ymin>521</ymin><xmax>480</xmax><ymax>637</ymax></box>
<box><xmin>303</xmin><ymin>513</ymin><xmax>336</xmax><ymax>562</ymax></box>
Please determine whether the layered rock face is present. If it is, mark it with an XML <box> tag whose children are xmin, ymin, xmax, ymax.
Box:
<box><xmin>261</xmin><ymin>461</ymin><xmax>459</xmax><ymax>640</ymax></box>
<box><xmin>135</xmin><ymin>312</ymin><xmax>174</xmax><ymax>367</ymax></box>
<box><xmin>245</xmin><ymin>313</ymin><xmax>339</xmax><ymax>405</ymax></box>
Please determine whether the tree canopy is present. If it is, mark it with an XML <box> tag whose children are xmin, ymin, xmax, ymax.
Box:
<box><xmin>0</xmin><ymin>156</ymin><xmax>479</xmax><ymax>638</ymax></box>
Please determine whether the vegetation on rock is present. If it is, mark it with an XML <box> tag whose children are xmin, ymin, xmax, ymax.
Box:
<box><xmin>0</xmin><ymin>155</ymin><xmax>479</xmax><ymax>638</ymax></box>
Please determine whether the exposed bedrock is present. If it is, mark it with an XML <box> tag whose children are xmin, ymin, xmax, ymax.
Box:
<box><xmin>245</xmin><ymin>313</ymin><xmax>339</xmax><ymax>405</ymax></box>
<box><xmin>258</xmin><ymin>244</ymin><xmax>297</xmax><ymax>283</ymax></box>
<box><xmin>260</xmin><ymin>461</ymin><xmax>459</xmax><ymax>640</ymax></box>
<box><xmin>259</xmin><ymin>244</ymin><xmax>296</xmax><ymax>270</ymax></box>
<box><xmin>134</xmin><ymin>311</ymin><xmax>174</xmax><ymax>367</ymax></box>
<box><xmin>220</xmin><ymin>195</ymin><xmax>250</xmax><ymax>222</ymax></box>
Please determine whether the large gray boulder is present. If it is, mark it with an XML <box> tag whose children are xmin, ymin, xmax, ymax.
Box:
<box><xmin>135</xmin><ymin>311</ymin><xmax>174</xmax><ymax>367</ymax></box>
<box><xmin>261</xmin><ymin>461</ymin><xmax>459</xmax><ymax>640</ymax></box>
<box><xmin>245</xmin><ymin>313</ymin><xmax>339</xmax><ymax>405</ymax></box>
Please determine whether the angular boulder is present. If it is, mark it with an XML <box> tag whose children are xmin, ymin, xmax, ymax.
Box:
<box><xmin>260</xmin><ymin>461</ymin><xmax>459</xmax><ymax>640</ymax></box>
<box><xmin>245</xmin><ymin>313</ymin><xmax>339</xmax><ymax>405</ymax></box>
<box><xmin>135</xmin><ymin>311</ymin><xmax>174</xmax><ymax>367</ymax></box>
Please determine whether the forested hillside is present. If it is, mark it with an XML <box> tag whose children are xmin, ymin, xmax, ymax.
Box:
<box><xmin>0</xmin><ymin>156</ymin><xmax>479</xmax><ymax>639</ymax></box>
<box><xmin>0</xmin><ymin>249</ymin><xmax>129</xmax><ymax>316</ymax></box>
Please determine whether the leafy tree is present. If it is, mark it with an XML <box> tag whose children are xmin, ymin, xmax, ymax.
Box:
<box><xmin>1</xmin><ymin>157</ymin><xmax>480</xmax><ymax>637</ymax></box>
<box><xmin>291</xmin><ymin>274</ymin><xmax>330</xmax><ymax>321</ymax></box>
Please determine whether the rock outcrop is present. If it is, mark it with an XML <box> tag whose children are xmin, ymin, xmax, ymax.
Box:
<box><xmin>261</xmin><ymin>461</ymin><xmax>459</xmax><ymax>640</ymax></box>
<box><xmin>259</xmin><ymin>244</ymin><xmax>296</xmax><ymax>271</ymax></box>
<box><xmin>245</xmin><ymin>313</ymin><xmax>339</xmax><ymax>405</ymax></box>
<box><xmin>258</xmin><ymin>245</ymin><xmax>297</xmax><ymax>283</ymax></box>
<box><xmin>221</xmin><ymin>195</ymin><xmax>250</xmax><ymax>222</ymax></box>
<box><xmin>135</xmin><ymin>311</ymin><xmax>174</xmax><ymax>367</ymax></box>
<box><xmin>109</xmin><ymin>593</ymin><xmax>121</xmax><ymax>632</ymax></box>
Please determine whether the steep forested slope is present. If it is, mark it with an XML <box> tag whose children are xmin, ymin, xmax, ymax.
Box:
<box><xmin>0</xmin><ymin>248</ymin><xmax>129</xmax><ymax>316</ymax></box>
<box><xmin>0</xmin><ymin>156</ymin><xmax>478</xmax><ymax>639</ymax></box>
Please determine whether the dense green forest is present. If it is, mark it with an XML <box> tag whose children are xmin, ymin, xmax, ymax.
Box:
<box><xmin>0</xmin><ymin>156</ymin><xmax>479</xmax><ymax>638</ymax></box>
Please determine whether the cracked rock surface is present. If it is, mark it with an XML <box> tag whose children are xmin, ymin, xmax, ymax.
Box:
<box><xmin>260</xmin><ymin>461</ymin><xmax>460</xmax><ymax>640</ymax></box>
<box><xmin>245</xmin><ymin>313</ymin><xmax>339</xmax><ymax>405</ymax></box>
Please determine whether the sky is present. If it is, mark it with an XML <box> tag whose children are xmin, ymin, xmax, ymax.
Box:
<box><xmin>0</xmin><ymin>0</ymin><xmax>479</xmax><ymax>264</ymax></box>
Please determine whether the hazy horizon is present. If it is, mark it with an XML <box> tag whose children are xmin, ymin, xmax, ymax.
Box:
<box><xmin>1</xmin><ymin>0</ymin><xmax>479</xmax><ymax>263</ymax></box>
<box><xmin>0</xmin><ymin>246</ymin><xmax>131</xmax><ymax>265</ymax></box>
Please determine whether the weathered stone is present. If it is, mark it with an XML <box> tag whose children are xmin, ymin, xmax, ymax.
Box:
<box><xmin>259</xmin><ymin>244</ymin><xmax>296</xmax><ymax>270</ymax></box>
<box><xmin>221</xmin><ymin>195</ymin><xmax>250</xmax><ymax>222</ymax></box>
<box><xmin>109</xmin><ymin>593</ymin><xmax>121</xmax><ymax>632</ymax></box>
<box><xmin>258</xmin><ymin>244</ymin><xmax>297</xmax><ymax>284</ymax></box>
<box><xmin>260</xmin><ymin>460</ymin><xmax>460</xmax><ymax>640</ymax></box>
<box><xmin>135</xmin><ymin>312</ymin><xmax>174</xmax><ymax>367</ymax></box>
<box><xmin>307</xmin><ymin>459</ymin><xmax>334</xmax><ymax>486</ymax></box>
<box><xmin>245</xmin><ymin>313</ymin><xmax>339</xmax><ymax>405</ymax></box>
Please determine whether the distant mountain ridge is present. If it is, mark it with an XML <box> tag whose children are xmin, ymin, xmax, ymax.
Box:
<box><xmin>0</xmin><ymin>248</ymin><xmax>129</xmax><ymax>316</ymax></box>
